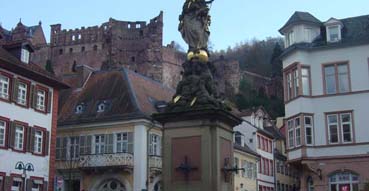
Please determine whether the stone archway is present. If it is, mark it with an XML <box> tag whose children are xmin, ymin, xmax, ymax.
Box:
<box><xmin>97</xmin><ymin>179</ymin><xmax>126</xmax><ymax>191</ymax></box>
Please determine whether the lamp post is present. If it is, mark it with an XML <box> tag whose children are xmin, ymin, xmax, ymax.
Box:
<box><xmin>15</xmin><ymin>161</ymin><xmax>34</xmax><ymax>191</ymax></box>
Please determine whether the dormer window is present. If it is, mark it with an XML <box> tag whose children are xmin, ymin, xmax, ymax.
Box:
<box><xmin>21</xmin><ymin>48</ymin><xmax>30</xmax><ymax>64</ymax></box>
<box><xmin>97</xmin><ymin>103</ymin><xmax>105</xmax><ymax>113</ymax></box>
<box><xmin>75</xmin><ymin>104</ymin><xmax>84</xmax><ymax>114</ymax></box>
<box><xmin>285</xmin><ymin>31</ymin><xmax>295</xmax><ymax>47</ymax></box>
<box><xmin>327</xmin><ymin>25</ymin><xmax>341</xmax><ymax>42</ymax></box>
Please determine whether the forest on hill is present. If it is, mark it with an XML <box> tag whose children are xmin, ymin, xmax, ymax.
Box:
<box><xmin>212</xmin><ymin>37</ymin><xmax>285</xmax><ymax>118</ymax></box>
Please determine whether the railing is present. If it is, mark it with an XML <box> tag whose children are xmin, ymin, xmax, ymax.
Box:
<box><xmin>149</xmin><ymin>155</ymin><xmax>162</xmax><ymax>169</ymax></box>
<box><xmin>79</xmin><ymin>153</ymin><xmax>134</xmax><ymax>168</ymax></box>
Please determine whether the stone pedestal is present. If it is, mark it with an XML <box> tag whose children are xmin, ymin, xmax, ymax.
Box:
<box><xmin>153</xmin><ymin>108</ymin><xmax>241</xmax><ymax>191</ymax></box>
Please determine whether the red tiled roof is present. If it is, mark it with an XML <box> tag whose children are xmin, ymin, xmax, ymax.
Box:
<box><xmin>58</xmin><ymin>69</ymin><xmax>175</xmax><ymax>126</ymax></box>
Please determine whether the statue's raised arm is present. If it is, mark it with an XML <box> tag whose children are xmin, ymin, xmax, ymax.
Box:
<box><xmin>179</xmin><ymin>0</ymin><xmax>213</xmax><ymax>62</ymax></box>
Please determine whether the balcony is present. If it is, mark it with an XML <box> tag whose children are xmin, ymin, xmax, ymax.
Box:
<box><xmin>79</xmin><ymin>153</ymin><xmax>134</xmax><ymax>168</ymax></box>
<box><xmin>149</xmin><ymin>155</ymin><xmax>162</xmax><ymax>169</ymax></box>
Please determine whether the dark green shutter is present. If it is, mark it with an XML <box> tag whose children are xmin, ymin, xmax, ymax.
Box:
<box><xmin>47</xmin><ymin>90</ymin><xmax>52</xmax><ymax>113</ymax></box>
<box><xmin>62</xmin><ymin>137</ymin><xmax>68</xmax><ymax>160</ymax></box>
<box><xmin>8</xmin><ymin>122</ymin><xmax>15</xmax><ymax>148</ymax></box>
<box><xmin>30</xmin><ymin>85</ymin><xmax>36</xmax><ymax>109</ymax></box>
<box><xmin>44</xmin><ymin>131</ymin><xmax>50</xmax><ymax>156</ymax></box>
<box><xmin>11</xmin><ymin>78</ymin><xmax>19</xmax><ymax>102</ymax></box>
<box><xmin>86</xmin><ymin>135</ymin><xmax>92</xmax><ymax>154</ymax></box>
<box><xmin>79</xmin><ymin>136</ymin><xmax>85</xmax><ymax>155</ymax></box>
<box><xmin>26</xmin><ymin>179</ymin><xmax>32</xmax><ymax>191</ymax></box>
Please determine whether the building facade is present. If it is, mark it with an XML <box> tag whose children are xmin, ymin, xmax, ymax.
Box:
<box><xmin>0</xmin><ymin>30</ymin><xmax>68</xmax><ymax>191</ymax></box>
<box><xmin>280</xmin><ymin>11</ymin><xmax>369</xmax><ymax>191</ymax></box>
<box><xmin>234</xmin><ymin>107</ymin><xmax>276</xmax><ymax>191</ymax></box>
<box><xmin>55</xmin><ymin>68</ymin><xmax>174</xmax><ymax>191</ymax></box>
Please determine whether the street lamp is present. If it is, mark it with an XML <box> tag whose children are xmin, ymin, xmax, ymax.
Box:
<box><xmin>15</xmin><ymin>161</ymin><xmax>34</xmax><ymax>191</ymax></box>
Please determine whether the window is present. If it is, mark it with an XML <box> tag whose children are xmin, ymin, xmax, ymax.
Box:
<box><xmin>329</xmin><ymin>172</ymin><xmax>359</xmax><ymax>191</ymax></box>
<box><xmin>307</xmin><ymin>177</ymin><xmax>314</xmax><ymax>191</ymax></box>
<box><xmin>72</xmin><ymin>35</ymin><xmax>76</xmax><ymax>41</ymax></box>
<box><xmin>293</xmin><ymin>70</ymin><xmax>299</xmax><ymax>97</ymax></box>
<box><xmin>327</xmin><ymin>25</ymin><xmax>340</xmax><ymax>42</ymax></box>
<box><xmin>36</xmin><ymin>89</ymin><xmax>46</xmax><ymax>111</ymax></box>
<box><xmin>288</xmin><ymin>120</ymin><xmax>294</xmax><ymax>148</ymax></box>
<box><xmin>94</xmin><ymin>135</ymin><xmax>105</xmax><ymax>154</ymax></box>
<box><xmin>301</xmin><ymin>68</ymin><xmax>310</xmax><ymax>95</ymax></box>
<box><xmin>295</xmin><ymin>117</ymin><xmax>301</xmax><ymax>146</ymax></box>
<box><xmin>21</xmin><ymin>48</ymin><xmax>30</xmax><ymax>64</ymax></box>
<box><xmin>0</xmin><ymin>74</ymin><xmax>10</xmax><ymax>100</ymax></box>
<box><xmin>75</xmin><ymin>104</ymin><xmax>84</xmax><ymax>114</ymax></box>
<box><xmin>59</xmin><ymin>49</ymin><xmax>63</xmax><ymax>55</ymax></box>
<box><xmin>31</xmin><ymin>179</ymin><xmax>43</xmax><ymax>191</ymax></box>
<box><xmin>286</xmin><ymin>31</ymin><xmax>294</xmax><ymax>47</ymax></box>
<box><xmin>17</xmin><ymin>82</ymin><xmax>27</xmax><ymax>106</ymax></box>
<box><xmin>69</xmin><ymin>48</ymin><xmax>73</xmax><ymax>53</ymax></box>
<box><xmin>324</xmin><ymin>63</ymin><xmax>350</xmax><ymax>94</ymax></box>
<box><xmin>81</xmin><ymin>46</ymin><xmax>85</xmax><ymax>52</ymax></box>
<box><xmin>34</xmin><ymin>130</ymin><xmax>43</xmax><ymax>154</ymax></box>
<box><xmin>97</xmin><ymin>103</ymin><xmax>105</xmax><ymax>113</ymax></box>
<box><xmin>235</xmin><ymin>131</ymin><xmax>242</xmax><ymax>146</ymax></box>
<box><xmin>56</xmin><ymin>137</ymin><xmax>62</xmax><ymax>160</ymax></box>
<box><xmin>247</xmin><ymin>162</ymin><xmax>253</xmax><ymax>179</ymax></box>
<box><xmin>116</xmin><ymin>132</ymin><xmax>133</xmax><ymax>153</ymax></box>
<box><xmin>149</xmin><ymin>134</ymin><xmax>161</xmax><ymax>156</ymax></box>
<box><xmin>11</xmin><ymin>176</ymin><xmax>23</xmax><ymax>191</ymax></box>
<box><xmin>257</xmin><ymin>135</ymin><xmax>261</xmax><ymax>148</ymax></box>
<box><xmin>93</xmin><ymin>45</ymin><xmax>98</xmax><ymax>51</ymax></box>
<box><xmin>341</xmin><ymin>113</ymin><xmax>353</xmax><ymax>143</ymax></box>
<box><xmin>305</xmin><ymin>116</ymin><xmax>314</xmax><ymax>145</ymax></box>
<box><xmin>327</xmin><ymin>115</ymin><xmax>339</xmax><ymax>144</ymax></box>
<box><xmin>0</xmin><ymin>120</ymin><xmax>6</xmax><ymax>147</ymax></box>
<box><xmin>14</xmin><ymin>125</ymin><xmax>24</xmax><ymax>150</ymax></box>
<box><xmin>69</xmin><ymin>136</ymin><xmax>80</xmax><ymax>160</ymax></box>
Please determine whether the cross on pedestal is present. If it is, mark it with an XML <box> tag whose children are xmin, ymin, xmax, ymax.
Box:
<box><xmin>222</xmin><ymin>157</ymin><xmax>245</xmax><ymax>182</ymax></box>
<box><xmin>176</xmin><ymin>156</ymin><xmax>198</xmax><ymax>181</ymax></box>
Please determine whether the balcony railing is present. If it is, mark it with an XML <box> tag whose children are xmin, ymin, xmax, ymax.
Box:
<box><xmin>79</xmin><ymin>153</ymin><xmax>134</xmax><ymax>168</ymax></box>
<box><xmin>149</xmin><ymin>155</ymin><xmax>162</xmax><ymax>169</ymax></box>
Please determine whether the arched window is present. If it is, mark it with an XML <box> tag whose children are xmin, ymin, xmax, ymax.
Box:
<box><xmin>329</xmin><ymin>172</ymin><xmax>359</xmax><ymax>191</ymax></box>
<box><xmin>307</xmin><ymin>176</ymin><xmax>314</xmax><ymax>191</ymax></box>
<box><xmin>234</xmin><ymin>131</ymin><xmax>242</xmax><ymax>146</ymax></box>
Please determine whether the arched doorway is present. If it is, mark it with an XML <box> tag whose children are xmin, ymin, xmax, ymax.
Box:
<box><xmin>329</xmin><ymin>172</ymin><xmax>359</xmax><ymax>191</ymax></box>
<box><xmin>153</xmin><ymin>181</ymin><xmax>162</xmax><ymax>191</ymax></box>
<box><xmin>97</xmin><ymin>179</ymin><xmax>126</xmax><ymax>191</ymax></box>
<box><xmin>307</xmin><ymin>176</ymin><xmax>314</xmax><ymax>191</ymax></box>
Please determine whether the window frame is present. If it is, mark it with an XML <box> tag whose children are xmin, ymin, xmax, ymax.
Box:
<box><xmin>30</xmin><ymin>176</ymin><xmax>44</xmax><ymax>191</ymax></box>
<box><xmin>116</xmin><ymin>132</ymin><xmax>129</xmax><ymax>153</ymax></box>
<box><xmin>15</xmin><ymin>78</ymin><xmax>31</xmax><ymax>108</ymax></box>
<box><xmin>0</xmin><ymin>116</ymin><xmax>10</xmax><ymax>149</ymax></box>
<box><xmin>94</xmin><ymin>134</ymin><xmax>105</xmax><ymax>154</ymax></box>
<box><xmin>329</xmin><ymin>172</ymin><xmax>359</xmax><ymax>191</ymax></box>
<box><xmin>0</xmin><ymin>71</ymin><xmax>13</xmax><ymax>102</ymax></box>
<box><xmin>284</xmin><ymin>63</ymin><xmax>312</xmax><ymax>102</ymax></box>
<box><xmin>340</xmin><ymin>113</ymin><xmax>353</xmax><ymax>143</ymax></box>
<box><xmin>295</xmin><ymin>117</ymin><xmax>301</xmax><ymax>147</ymax></box>
<box><xmin>325</xmin><ymin>111</ymin><xmax>354</xmax><ymax>145</ymax></box>
<box><xmin>13</xmin><ymin>121</ymin><xmax>28</xmax><ymax>153</ymax></box>
<box><xmin>304</xmin><ymin>116</ymin><xmax>314</xmax><ymax>145</ymax></box>
<box><xmin>21</xmin><ymin>48</ymin><xmax>30</xmax><ymax>64</ymax></box>
<box><xmin>10</xmin><ymin>173</ymin><xmax>23</xmax><ymax>191</ymax></box>
<box><xmin>34</xmin><ymin>85</ymin><xmax>49</xmax><ymax>113</ymax></box>
<box><xmin>323</xmin><ymin>62</ymin><xmax>351</xmax><ymax>95</ymax></box>
<box><xmin>326</xmin><ymin>25</ymin><xmax>341</xmax><ymax>43</ymax></box>
<box><xmin>68</xmin><ymin>136</ymin><xmax>80</xmax><ymax>160</ymax></box>
<box><xmin>287</xmin><ymin>120</ymin><xmax>294</xmax><ymax>149</ymax></box>
<box><xmin>149</xmin><ymin>133</ymin><xmax>161</xmax><ymax>156</ymax></box>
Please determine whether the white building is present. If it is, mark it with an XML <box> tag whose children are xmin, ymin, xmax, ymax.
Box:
<box><xmin>56</xmin><ymin>68</ymin><xmax>174</xmax><ymax>191</ymax></box>
<box><xmin>279</xmin><ymin>11</ymin><xmax>369</xmax><ymax>191</ymax></box>
<box><xmin>0</xmin><ymin>38</ymin><xmax>68</xmax><ymax>190</ymax></box>
<box><xmin>234</xmin><ymin>107</ymin><xmax>276</xmax><ymax>191</ymax></box>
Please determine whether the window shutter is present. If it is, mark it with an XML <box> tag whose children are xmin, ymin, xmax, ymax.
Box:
<box><xmin>5</xmin><ymin>121</ymin><xmax>10</xmax><ymax>148</ymax></box>
<box><xmin>8</xmin><ymin>122</ymin><xmax>15</xmax><ymax>148</ymax></box>
<box><xmin>44</xmin><ymin>130</ymin><xmax>50</xmax><ymax>156</ymax></box>
<box><xmin>86</xmin><ymin>135</ymin><xmax>92</xmax><ymax>154</ymax></box>
<box><xmin>105</xmin><ymin>134</ymin><xmax>114</xmax><ymax>154</ymax></box>
<box><xmin>11</xmin><ymin>78</ymin><xmax>19</xmax><ymax>102</ymax></box>
<box><xmin>128</xmin><ymin>132</ymin><xmax>133</xmax><ymax>153</ymax></box>
<box><xmin>4</xmin><ymin>176</ymin><xmax>11</xmax><ymax>191</ymax></box>
<box><xmin>43</xmin><ymin>181</ymin><xmax>48</xmax><ymax>191</ymax></box>
<box><xmin>26</xmin><ymin>127</ymin><xmax>34</xmax><ymax>153</ymax></box>
<box><xmin>47</xmin><ymin>90</ymin><xmax>52</xmax><ymax>113</ymax></box>
<box><xmin>26</xmin><ymin>179</ymin><xmax>32</xmax><ymax>191</ymax></box>
<box><xmin>158</xmin><ymin>136</ymin><xmax>162</xmax><ymax>156</ymax></box>
<box><xmin>30</xmin><ymin>85</ymin><xmax>37</xmax><ymax>109</ymax></box>
<box><xmin>79</xmin><ymin>136</ymin><xmax>85</xmax><ymax>155</ymax></box>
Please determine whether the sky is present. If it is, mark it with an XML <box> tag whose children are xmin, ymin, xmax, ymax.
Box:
<box><xmin>1</xmin><ymin>0</ymin><xmax>369</xmax><ymax>51</ymax></box>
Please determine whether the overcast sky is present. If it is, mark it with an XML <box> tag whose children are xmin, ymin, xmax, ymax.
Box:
<box><xmin>1</xmin><ymin>0</ymin><xmax>369</xmax><ymax>51</ymax></box>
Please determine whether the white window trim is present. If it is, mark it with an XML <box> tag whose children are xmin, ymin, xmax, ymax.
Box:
<box><xmin>304</xmin><ymin>116</ymin><xmax>314</xmax><ymax>146</ymax></box>
<box><xmin>0</xmin><ymin>75</ymin><xmax>10</xmax><ymax>99</ymax></box>
<box><xmin>288</xmin><ymin>120</ymin><xmax>294</xmax><ymax>148</ymax></box>
<box><xmin>115</xmin><ymin>132</ymin><xmax>129</xmax><ymax>153</ymax></box>
<box><xmin>327</xmin><ymin>114</ymin><xmax>339</xmax><ymax>144</ymax></box>
<box><xmin>326</xmin><ymin>25</ymin><xmax>341</xmax><ymax>43</ymax></box>
<box><xmin>36</xmin><ymin>90</ymin><xmax>46</xmax><ymax>111</ymax></box>
<box><xmin>295</xmin><ymin>117</ymin><xmax>301</xmax><ymax>147</ymax></box>
<box><xmin>0</xmin><ymin>120</ymin><xmax>6</xmax><ymax>147</ymax></box>
<box><xmin>149</xmin><ymin>133</ymin><xmax>161</xmax><ymax>156</ymax></box>
<box><xmin>34</xmin><ymin>130</ymin><xmax>43</xmax><ymax>154</ymax></box>
<box><xmin>21</xmin><ymin>48</ymin><xmax>30</xmax><ymax>64</ymax></box>
<box><xmin>94</xmin><ymin>135</ymin><xmax>105</xmax><ymax>154</ymax></box>
<box><xmin>340</xmin><ymin>113</ymin><xmax>353</xmax><ymax>144</ymax></box>
<box><xmin>17</xmin><ymin>82</ymin><xmax>27</xmax><ymax>105</ymax></box>
<box><xmin>15</xmin><ymin>125</ymin><xmax>24</xmax><ymax>150</ymax></box>
<box><xmin>301</xmin><ymin>67</ymin><xmax>311</xmax><ymax>96</ymax></box>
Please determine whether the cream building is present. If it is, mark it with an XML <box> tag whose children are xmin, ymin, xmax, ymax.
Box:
<box><xmin>55</xmin><ymin>68</ymin><xmax>174</xmax><ymax>191</ymax></box>
<box><xmin>234</xmin><ymin>144</ymin><xmax>260</xmax><ymax>191</ymax></box>
<box><xmin>280</xmin><ymin>11</ymin><xmax>369</xmax><ymax>191</ymax></box>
